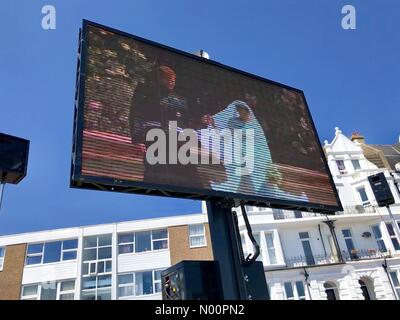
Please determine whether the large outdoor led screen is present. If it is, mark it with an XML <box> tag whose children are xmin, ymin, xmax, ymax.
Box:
<box><xmin>71</xmin><ymin>20</ymin><xmax>341</xmax><ymax>212</ymax></box>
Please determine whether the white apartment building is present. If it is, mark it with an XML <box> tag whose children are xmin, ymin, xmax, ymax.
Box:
<box><xmin>0</xmin><ymin>127</ymin><xmax>400</xmax><ymax>300</ymax></box>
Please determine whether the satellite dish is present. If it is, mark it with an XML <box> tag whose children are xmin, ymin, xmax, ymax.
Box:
<box><xmin>395</xmin><ymin>162</ymin><xmax>400</xmax><ymax>172</ymax></box>
<box><xmin>193</xmin><ymin>50</ymin><xmax>210</xmax><ymax>59</ymax></box>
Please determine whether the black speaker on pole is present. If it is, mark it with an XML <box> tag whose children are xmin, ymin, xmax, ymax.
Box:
<box><xmin>0</xmin><ymin>133</ymin><xmax>30</xmax><ymax>184</ymax></box>
<box><xmin>367</xmin><ymin>172</ymin><xmax>395</xmax><ymax>207</ymax></box>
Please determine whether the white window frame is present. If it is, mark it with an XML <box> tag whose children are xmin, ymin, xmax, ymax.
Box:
<box><xmin>82</xmin><ymin>259</ymin><xmax>112</xmax><ymax>277</ymax></box>
<box><xmin>25</xmin><ymin>243</ymin><xmax>44</xmax><ymax>266</ymax></box>
<box><xmin>60</xmin><ymin>239</ymin><xmax>78</xmax><ymax>261</ymax></box>
<box><xmin>21</xmin><ymin>280</ymin><xmax>75</xmax><ymax>300</ymax></box>
<box><xmin>153</xmin><ymin>270</ymin><xmax>162</xmax><ymax>294</ymax></box>
<box><xmin>81</xmin><ymin>274</ymin><xmax>112</xmax><ymax>300</ymax></box>
<box><xmin>151</xmin><ymin>229</ymin><xmax>169</xmax><ymax>251</ymax></box>
<box><xmin>356</xmin><ymin>186</ymin><xmax>370</xmax><ymax>206</ymax></box>
<box><xmin>335</xmin><ymin>159</ymin><xmax>347</xmax><ymax>175</ymax></box>
<box><xmin>118</xmin><ymin>269</ymin><xmax>164</xmax><ymax>299</ymax></box>
<box><xmin>82</xmin><ymin>235</ymin><xmax>113</xmax><ymax>276</ymax></box>
<box><xmin>118</xmin><ymin>233</ymin><xmax>135</xmax><ymax>255</ymax></box>
<box><xmin>389</xmin><ymin>270</ymin><xmax>400</xmax><ymax>299</ymax></box>
<box><xmin>298</xmin><ymin>231</ymin><xmax>315</xmax><ymax>266</ymax></box>
<box><xmin>25</xmin><ymin>239</ymin><xmax>78</xmax><ymax>266</ymax></box>
<box><xmin>385</xmin><ymin>222</ymin><xmax>400</xmax><ymax>252</ymax></box>
<box><xmin>117</xmin><ymin>229</ymin><xmax>169</xmax><ymax>255</ymax></box>
<box><xmin>81</xmin><ymin>235</ymin><xmax>113</xmax><ymax>300</ymax></box>
<box><xmin>264</xmin><ymin>232</ymin><xmax>277</xmax><ymax>265</ymax></box>
<box><xmin>283</xmin><ymin>281</ymin><xmax>307</xmax><ymax>300</ymax></box>
<box><xmin>342</xmin><ymin>228</ymin><xmax>358</xmax><ymax>257</ymax></box>
<box><xmin>58</xmin><ymin>280</ymin><xmax>76</xmax><ymax>300</ymax></box>
<box><xmin>0</xmin><ymin>247</ymin><xmax>5</xmax><ymax>271</ymax></box>
<box><xmin>189</xmin><ymin>224</ymin><xmax>207</xmax><ymax>248</ymax></box>
<box><xmin>370</xmin><ymin>224</ymin><xmax>387</xmax><ymax>253</ymax></box>
<box><xmin>117</xmin><ymin>273</ymin><xmax>135</xmax><ymax>298</ymax></box>
<box><xmin>351</xmin><ymin>159</ymin><xmax>361</xmax><ymax>170</ymax></box>
<box><xmin>21</xmin><ymin>284</ymin><xmax>40</xmax><ymax>300</ymax></box>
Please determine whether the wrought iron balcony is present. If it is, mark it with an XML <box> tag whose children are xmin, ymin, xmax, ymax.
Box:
<box><xmin>341</xmin><ymin>249</ymin><xmax>391</xmax><ymax>262</ymax></box>
<box><xmin>272</xmin><ymin>205</ymin><xmax>377</xmax><ymax>220</ymax></box>
<box><xmin>284</xmin><ymin>249</ymin><xmax>391</xmax><ymax>269</ymax></box>
<box><xmin>285</xmin><ymin>254</ymin><xmax>340</xmax><ymax>268</ymax></box>
<box><xmin>272</xmin><ymin>209</ymin><xmax>321</xmax><ymax>220</ymax></box>
<box><xmin>336</xmin><ymin>205</ymin><xmax>376</xmax><ymax>215</ymax></box>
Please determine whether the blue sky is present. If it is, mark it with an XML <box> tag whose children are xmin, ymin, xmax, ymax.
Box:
<box><xmin>0</xmin><ymin>0</ymin><xmax>399</xmax><ymax>235</ymax></box>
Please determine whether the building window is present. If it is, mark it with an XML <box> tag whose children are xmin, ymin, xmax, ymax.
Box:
<box><xmin>189</xmin><ymin>224</ymin><xmax>206</xmax><ymax>248</ymax></box>
<box><xmin>272</xmin><ymin>208</ymin><xmax>284</xmax><ymax>220</ymax></box>
<box><xmin>357</xmin><ymin>187</ymin><xmax>370</xmax><ymax>205</ymax></box>
<box><xmin>299</xmin><ymin>232</ymin><xmax>315</xmax><ymax>265</ymax></box>
<box><xmin>118</xmin><ymin>233</ymin><xmax>134</xmax><ymax>254</ymax></box>
<box><xmin>154</xmin><ymin>270</ymin><xmax>162</xmax><ymax>293</ymax></box>
<box><xmin>385</xmin><ymin>223</ymin><xmax>400</xmax><ymax>251</ymax></box>
<box><xmin>284</xmin><ymin>281</ymin><xmax>306</xmax><ymax>300</ymax></box>
<box><xmin>351</xmin><ymin>159</ymin><xmax>361</xmax><ymax>170</ymax></box>
<box><xmin>82</xmin><ymin>234</ymin><xmax>112</xmax><ymax>300</ymax></box>
<box><xmin>135</xmin><ymin>231</ymin><xmax>152</xmax><ymax>253</ymax></box>
<box><xmin>21</xmin><ymin>284</ymin><xmax>39</xmax><ymax>300</ymax></box>
<box><xmin>324</xmin><ymin>282</ymin><xmax>339</xmax><ymax>300</ymax></box>
<box><xmin>21</xmin><ymin>280</ymin><xmax>75</xmax><ymax>300</ymax></box>
<box><xmin>118</xmin><ymin>273</ymin><xmax>135</xmax><ymax>298</ymax></box>
<box><xmin>0</xmin><ymin>247</ymin><xmax>5</xmax><ymax>271</ymax></box>
<box><xmin>40</xmin><ymin>284</ymin><xmax>58</xmax><ymax>300</ymax></box>
<box><xmin>265</xmin><ymin>233</ymin><xmax>277</xmax><ymax>265</ymax></box>
<box><xmin>59</xmin><ymin>280</ymin><xmax>76</xmax><ymax>300</ymax></box>
<box><xmin>284</xmin><ymin>282</ymin><xmax>294</xmax><ymax>300</ymax></box>
<box><xmin>342</xmin><ymin>229</ymin><xmax>358</xmax><ymax>259</ymax></box>
<box><xmin>62</xmin><ymin>239</ymin><xmax>78</xmax><ymax>261</ymax></box>
<box><xmin>136</xmin><ymin>271</ymin><xmax>153</xmax><ymax>295</ymax></box>
<box><xmin>118</xmin><ymin>269</ymin><xmax>164</xmax><ymax>298</ymax></box>
<box><xmin>118</xmin><ymin>229</ymin><xmax>168</xmax><ymax>254</ymax></box>
<box><xmin>152</xmin><ymin>229</ymin><xmax>168</xmax><ymax>250</ymax></box>
<box><xmin>81</xmin><ymin>275</ymin><xmax>112</xmax><ymax>300</ymax></box>
<box><xmin>25</xmin><ymin>239</ymin><xmax>78</xmax><ymax>266</ymax></box>
<box><xmin>26</xmin><ymin>243</ymin><xmax>43</xmax><ymax>265</ymax></box>
<box><xmin>336</xmin><ymin>160</ymin><xmax>347</xmax><ymax>174</ymax></box>
<box><xmin>389</xmin><ymin>271</ymin><xmax>400</xmax><ymax>299</ymax></box>
<box><xmin>371</xmin><ymin>225</ymin><xmax>387</xmax><ymax>253</ymax></box>
<box><xmin>294</xmin><ymin>210</ymin><xmax>302</xmax><ymax>219</ymax></box>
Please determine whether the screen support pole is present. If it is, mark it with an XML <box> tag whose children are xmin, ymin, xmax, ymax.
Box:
<box><xmin>206</xmin><ymin>201</ymin><xmax>248</xmax><ymax>299</ymax></box>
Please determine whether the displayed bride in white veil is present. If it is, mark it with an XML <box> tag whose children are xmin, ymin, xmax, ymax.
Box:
<box><xmin>209</xmin><ymin>100</ymin><xmax>274</xmax><ymax>196</ymax></box>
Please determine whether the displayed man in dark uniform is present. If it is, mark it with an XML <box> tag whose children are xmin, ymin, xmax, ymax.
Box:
<box><xmin>129</xmin><ymin>64</ymin><xmax>204</xmax><ymax>188</ymax></box>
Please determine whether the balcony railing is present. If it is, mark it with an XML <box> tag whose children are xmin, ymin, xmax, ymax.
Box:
<box><xmin>285</xmin><ymin>254</ymin><xmax>339</xmax><ymax>268</ymax></box>
<box><xmin>341</xmin><ymin>249</ymin><xmax>392</xmax><ymax>262</ymax></box>
<box><xmin>272</xmin><ymin>205</ymin><xmax>377</xmax><ymax>220</ymax></box>
<box><xmin>284</xmin><ymin>249</ymin><xmax>391</xmax><ymax>268</ymax></box>
<box><xmin>273</xmin><ymin>210</ymin><xmax>321</xmax><ymax>220</ymax></box>
<box><xmin>336</xmin><ymin>205</ymin><xmax>376</xmax><ymax>215</ymax></box>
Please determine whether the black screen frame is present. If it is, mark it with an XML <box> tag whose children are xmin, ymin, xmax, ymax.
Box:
<box><xmin>70</xmin><ymin>20</ymin><xmax>342</xmax><ymax>214</ymax></box>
